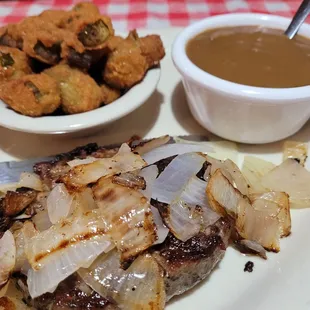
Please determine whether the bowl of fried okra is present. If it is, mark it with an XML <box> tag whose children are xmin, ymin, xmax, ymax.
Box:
<box><xmin>0</xmin><ymin>2</ymin><xmax>164</xmax><ymax>134</ymax></box>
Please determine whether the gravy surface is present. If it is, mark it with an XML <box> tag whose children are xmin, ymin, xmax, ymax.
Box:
<box><xmin>186</xmin><ymin>26</ymin><xmax>310</xmax><ymax>88</ymax></box>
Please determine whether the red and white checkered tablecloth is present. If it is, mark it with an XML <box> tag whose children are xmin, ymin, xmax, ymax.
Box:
<box><xmin>0</xmin><ymin>0</ymin><xmax>302</xmax><ymax>30</ymax></box>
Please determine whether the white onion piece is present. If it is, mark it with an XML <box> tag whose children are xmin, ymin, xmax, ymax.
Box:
<box><xmin>261</xmin><ymin>159</ymin><xmax>310</xmax><ymax>209</ymax></box>
<box><xmin>173</xmin><ymin>138</ymin><xmax>239</xmax><ymax>163</ymax></box>
<box><xmin>18</xmin><ymin>172</ymin><xmax>43</xmax><ymax>191</ymax></box>
<box><xmin>27</xmin><ymin>236</ymin><xmax>112</xmax><ymax>298</ymax></box>
<box><xmin>67</xmin><ymin>156</ymin><xmax>98</xmax><ymax>168</ymax></box>
<box><xmin>241</xmin><ymin>156</ymin><xmax>276</xmax><ymax>193</ymax></box>
<box><xmin>238</xmin><ymin>239</ymin><xmax>267</xmax><ymax>259</ymax></box>
<box><xmin>283</xmin><ymin>141</ymin><xmax>308</xmax><ymax>166</ymax></box>
<box><xmin>79</xmin><ymin>250</ymin><xmax>165</xmax><ymax>310</ymax></box>
<box><xmin>163</xmin><ymin>176</ymin><xmax>220</xmax><ymax>241</ymax></box>
<box><xmin>32</xmin><ymin>209</ymin><xmax>52</xmax><ymax>232</ymax></box>
<box><xmin>0</xmin><ymin>231</ymin><xmax>16</xmax><ymax>287</ymax></box>
<box><xmin>249</xmin><ymin>192</ymin><xmax>291</xmax><ymax>237</ymax></box>
<box><xmin>206</xmin><ymin>169</ymin><xmax>244</xmax><ymax>217</ymax></box>
<box><xmin>93</xmin><ymin>177</ymin><xmax>156</xmax><ymax>261</ymax></box>
<box><xmin>25</xmin><ymin>210</ymin><xmax>108</xmax><ymax>271</ymax></box>
<box><xmin>0</xmin><ymin>172</ymin><xmax>43</xmax><ymax>195</ymax></box>
<box><xmin>47</xmin><ymin>184</ymin><xmax>73</xmax><ymax>224</ymax></box>
<box><xmin>139</xmin><ymin>165</ymin><xmax>159</xmax><ymax>200</ymax></box>
<box><xmin>152</xmin><ymin>153</ymin><xmax>206</xmax><ymax>204</ymax></box>
<box><xmin>134</xmin><ymin>135</ymin><xmax>170</xmax><ymax>155</ymax></box>
<box><xmin>63</xmin><ymin>143</ymin><xmax>146</xmax><ymax>187</ymax></box>
<box><xmin>236</xmin><ymin>198</ymin><xmax>281</xmax><ymax>252</ymax></box>
<box><xmin>139</xmin><ymin>166</ymin><xmax>168</xmax><ymax>245</ymax></box>
<box><xmin>142</xmin><ymin>143</ymin><xmax>213</xmax><ymax>165</ymax></box>
<box><xmin>151</xmin><ymin>206</ymin><xmax>169</xmax><ymax>245</ymax></box>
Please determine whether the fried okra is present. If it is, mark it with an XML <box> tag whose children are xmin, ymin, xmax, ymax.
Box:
<box><xmin>103</xmin><ymin>36</ymin><xmax>148</xmax><ymax>89</ymax></box>
<box><xmin>72</xmin><ymin>2</ymin><xmax>100</xmax><ymax>15</ymax></box>
<box><xmin>44</xmin><ymin>64</ymin><xmax>102</xmax><ymax>114</ymax></box>
<box><xmin>0</xmin><ymin>73</ymin><xmax>61</xmax><ymax>117</ymax></box>
<box><xmin>0</xmin><ymin>46</ymin><xmax>32</xmax><ymax>82</ymax></box>
<box><xmin>103</xmin><ymin>31</ymin><xmax>165</xmax><ymax>89</ymax></box>
<box><xmin>140</xmin><ymin>35</ymin><xmax>165</xmax><ymax>68</ymax></box>
<box><xmin>100</xmin><ymin>83</ymin><xmax>121</xmax><ymax>104</ymax></box>
<box><xmin>62</xmin><ymin>13</ymin><xmax>114</xmax><ymax>49</ymax></box>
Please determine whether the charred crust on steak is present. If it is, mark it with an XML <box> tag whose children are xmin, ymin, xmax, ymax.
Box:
<box><xmin>152</xmin><ymin>232</ymin><xmax>224</xmax><ymax>267</ymax></box>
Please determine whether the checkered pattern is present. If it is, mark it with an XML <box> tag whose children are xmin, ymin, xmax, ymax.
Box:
<box><xmin>0</xmin><ymin>0</ymin><xmax>302</xmax><ymax>31</ymax></box>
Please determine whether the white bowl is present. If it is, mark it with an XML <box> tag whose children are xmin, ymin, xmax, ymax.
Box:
<box><xmin>0</xmin><ymin>67</ymin><xmax>160</xmax><ymax>135</ymax></box>
<box><xmin>172</xmin><ymin>13</ymin><xmax>310</xmax><ymax>144</ymax></box>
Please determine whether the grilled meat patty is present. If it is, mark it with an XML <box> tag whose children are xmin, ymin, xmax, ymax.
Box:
<box><xmin>8</xmin><ymin>137</ymin><xmax>231</xmax><ymax>308</ymax></box>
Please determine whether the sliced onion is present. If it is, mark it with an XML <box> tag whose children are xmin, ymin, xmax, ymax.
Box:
<box><xmin>134</xmin><ymin>135</ymin><xmax>171</xmax><ymax>155</ymax></box>
<box><xmin>13</xmin><ymin>221</ymin><xmax>37</xmax><ymax>273</ymax></box>
<box><xmin>67</xmin><ymin>156</ymin><xmax>98</xmax><ymax>168</ymax></box>
<box><xmin>151</xmin><ymin>206</ymin><xmax>169</xmax><ymax>245</ymax></box>
<box><xmin>27</xmin><ymin>235</ymin><xmax>112</xmax><ymax>298</ymax></box>
<box><xmin>249</xmin><ymin>192</ymin><xmax>291</xmax><ymax>237</ymax></box>
<box><xmin>112</xmin><ymin>172</ymin><xmax>146</xmax><ymax>190</ymax></box>
<box><xmin>79</xmin><ymin>250</ymin><xmax>165</xmax><ymax>310</ymax></box>
<box><xmin>236</xmin><ymin>239</ymin><xmax>267</xmax><ymax>259</ymax></box>
<box><xmin>283</xmin><ymin>141</ymin><xmax>308</xmax><ymax>166</ymax></box>
<box><xmin>236</xmin><ymin>198</ymin><xmax>281</xmax><ymax>252</ymax></box>
<box><xmin>32</xmin><ymin>209</ymin><xmax>52</xmax><ymax>232</ymax></box>
<box><xmin>0</xmin><ymin>231</ymin><xmax>16</xmax><ymax>287</ymax></box>
<box><xmin>138</xmin><ymin>166</ymin><xmax>168</xmax><ymax>244</ymax></box>
<box><xmin>142</xmin><ymin>143</ymin><xmax>213</xmax><ymax>165</ymax></box>
<box><xmin>0</xmin><ymin>173</ymin><xmax>44</xmax><ymax>195</ymax></box>
<box><xmin>205</xmin><ymin>156</ymin><xmax>249</xmax><ymax>196</ymax></box>
<box><xmin>151</xmin><ymin>153</ymin><xmax>206</xmax><ymax>204</ymax></box>
<box><xmin>206</xmin><ymin>169</ymin><xmax>244</xmax><ymax>217</ymax></box>
<box><xmin>25</xmin><ymin>210</ymin><xmax>108</xmax><ymax>271</ymax></box>
<box><xmin>62</xmin><ymin>143</ymin><xmax>146</xmax><ymax>188</ymax></box>
<box><xmin>161</xmin><ymin>176</ymin><xmax>220</xmax><ymax>241</ymax></box>
<box><xmin>47</xmin><ymin>184</ymin><xmax>73</xmax><ymax>224</ymax></box>
<box><xmin>241</xmin><ymin>156</ymin><xmax>276</xmax><ymax>193</ymax></box>
<box><xmin>173</xmin><ymin>138</ymin><xmax>239</xmax><ymax>163</ymax></box>
<box><xmin>18</xmin><ymin>172</ymin><xmax>43</xmax><ymax>191</ymax></box>
<box><xmin>261</xmin><ymin>159</ymin><xmax>310</xmax><ymax>209</ymax></box>
<box><xmin>93</xmin><ymin>177</ymin><xmax>156</xmax><ymax>261</ymax></box>
<box><xmin>139</xmin><ymin>165</ymin><xmax>159</xmax><ymax>200</ymax></box>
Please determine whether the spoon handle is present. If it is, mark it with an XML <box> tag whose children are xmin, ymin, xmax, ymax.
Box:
<box><xmin>285</xmin><ymin>0</ymin><xmax>310</xmax><ymax>39</ymax></box>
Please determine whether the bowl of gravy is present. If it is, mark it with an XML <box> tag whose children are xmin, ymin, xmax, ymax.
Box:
<box><xmin>172</xmin><ymin>13</ymin><xmax>310</xmax><ymax>143</ymax></box>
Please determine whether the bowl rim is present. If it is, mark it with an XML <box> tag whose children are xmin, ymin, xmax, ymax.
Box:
<box><xmin>0</xmin><ymin>67</ymin><xmax>161</xmax><ymax>134</ymax></box>
<box><xmin>172</xmin><ymin>13</ymin><xmax>310</xmax><ymax>102</ymax></box>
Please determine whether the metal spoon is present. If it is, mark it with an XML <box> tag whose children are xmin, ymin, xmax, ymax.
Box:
<box><xmin>285</xmin><ymin>0</ymin><xmax>310</xmax><ymax>39</ymax></box>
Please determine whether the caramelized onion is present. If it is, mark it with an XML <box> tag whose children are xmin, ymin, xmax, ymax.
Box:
<box><xmin>93</xmin><ymin>177</ymin><xmax>156</xmax><ymax>262</ymax></box>
<box><xmin>62</xmin><ymin>144</ymin><xmax>146</xmax><ymax>187</ymax></box>
<box><xmin>283</xmin><ymin>141</ymin><xmax>308</xmax><ymax>166</ymax></box>
<box><xmin>261</xmin><ymin>159</ymin><xmax>310</xmax><ymax>208</ymax></box>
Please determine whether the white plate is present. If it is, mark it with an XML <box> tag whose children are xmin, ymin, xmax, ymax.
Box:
<box><xmin>0</xmin><ymin>31</ymin><xmax>161</xmax><ymax>135</ymax></box>
<box><xmin>0</xmin><ymin>27</ymin><xmax>310</xmax><ymax>310</ymax></box>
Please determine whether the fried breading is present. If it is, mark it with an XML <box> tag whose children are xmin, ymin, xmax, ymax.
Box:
<box><xmin>0</xmin><ymin>46</ymin><xmax>32</xmax><ymax>83</ymax></box>
<box><xmin>72</xmin><ymin>2</ymin><xmax>100</xmax><ymax>15</ymax></box>
<box><xmin>44</xmin><ymin>64</ymin><xmax>102</xmax><ymax>114</ymax></box>
<box><xmin>0</xmin><ymin>73</ymin><xmax>61</xmax><ymax>117</ymax></box>
<box><xmin>140</xmin><ymin>35</ymin><xmax>165</xmax><ymax>68</ymax></box>
<box><xmin>103</xmin><ymin>36</ymin><xmax>148</xmax><ymax>89</ymax></box>
<box><xmin>100</xmin><ymin>83</ymin><xmax>121</xmax><ymax>104</ymax></box>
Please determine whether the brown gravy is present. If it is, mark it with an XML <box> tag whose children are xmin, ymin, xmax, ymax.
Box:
<box><xmin>186</xmin><ymin>26</ymin><xmax>310</xmax><ymax>88</ymax></box>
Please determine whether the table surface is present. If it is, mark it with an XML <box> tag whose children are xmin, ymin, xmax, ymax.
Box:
<box><xmin>0</xmin><ymin>0</ymin><xmax>302</xmax><ymax>30</ymax></box>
